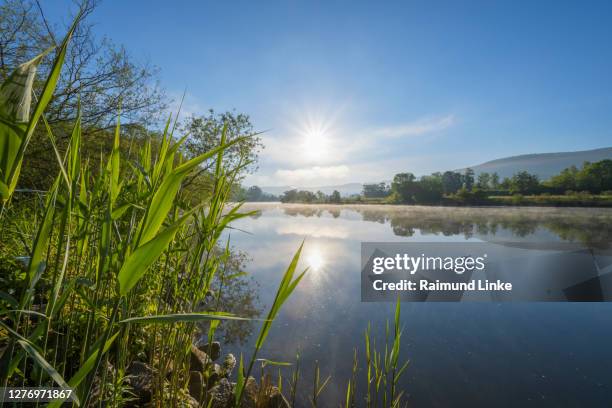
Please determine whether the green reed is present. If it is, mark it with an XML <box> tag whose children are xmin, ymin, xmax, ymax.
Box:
<box><xmin>0</xmin><ymin>12</ymin><xmax>308</xmax><ymax>407</ymax></box>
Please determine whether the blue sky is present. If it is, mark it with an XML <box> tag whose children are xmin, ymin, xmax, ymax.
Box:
<box><xmin>48</xmin><ymin>0</ymin><xmax>612</xmax><ymax>186</ymax></box>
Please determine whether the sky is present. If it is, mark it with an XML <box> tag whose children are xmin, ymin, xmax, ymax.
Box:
<box><xmin>47</xmin><ymin>0</ymin><xmax>612</xmax><ymax>187</ymax></box>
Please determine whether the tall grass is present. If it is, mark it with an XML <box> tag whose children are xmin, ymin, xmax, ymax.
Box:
<box><xmin>0</xmin><ymin>13</ymin><xmax>307</xmax><ymax>407</ymax></box>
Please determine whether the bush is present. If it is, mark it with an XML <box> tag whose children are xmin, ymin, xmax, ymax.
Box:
<box><xmin>511</xmin><ymin>193</ymin><xmax>524</xmax><ymax>204</ymax></box>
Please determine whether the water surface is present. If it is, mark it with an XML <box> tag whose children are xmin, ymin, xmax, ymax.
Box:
<box><xmin>225</xmin><ymin>203</ymin><xmax>612</xmax><ymax>407</ymax></box>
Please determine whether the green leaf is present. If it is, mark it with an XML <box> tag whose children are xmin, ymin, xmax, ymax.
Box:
<box><xmin>0</xmin><ymin>291</ymin><xmax>18</xmax><ymax>308</ymax></box>
<box><xmin>16</xmin><ymin>340</ymin><xmax>79</xmax><ymax>405</ymax></box>
<box><xmin>138</xmin><ymin>136</ymin><xmax>245</xmax><ymax>246</ymax></box>
<box><xmin>46</xmin><ymin>332</ymin><xmax>119</xmax><ymax>408</ymax></box>
<box><xmin>119</xmin><ymin>312</ymin><xmax>253</xmax><ymax>325</ymax></box>
<box><xmin>234</xmin><ymin>354</ymin><xmax>245</xmax><ymax>406</ymax></box>
<box><xmin>255</xmin><ymin>358</ymin><xmax>292</xmax><ymax>367</ymax></box>
<box><xmin>255</xmin><ymin>242</ymin><xmax>305</xmax><ymax>349</ymax></box>
<box><xmin>1</xmin><ymin>12</ymin><xmax>81</xmax><ymax>200</ymax></box>
<box><xmin>117</xmin><ymin>209</ymin><xmax>196</xmax><ymax>296</ymax></box>
<box><xmin>24</xmin><ymin>178</ymin><xmax>59</xmax><ymax>294</ymax></box>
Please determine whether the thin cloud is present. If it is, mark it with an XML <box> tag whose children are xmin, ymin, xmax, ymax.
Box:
<box><xmin>371</xmin><ymin>114</ymin><xmax>455</xmax><ymax>138</ymax></box>
<box><xmin>274</xmin><ymin>165</ymin><xmax>350</xmax><ymax>186</ymax></box>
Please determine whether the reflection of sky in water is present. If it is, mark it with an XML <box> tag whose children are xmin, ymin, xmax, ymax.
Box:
<box><xmin>224</xmin><ymin>204</ymin><xmax>612</xmax><ymax>407</ymax></box>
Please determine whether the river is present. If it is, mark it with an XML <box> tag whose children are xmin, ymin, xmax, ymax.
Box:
<box><xmin>224</xmin><ymin>203</ymin><xmax>612</xmax><ymax>407</ymax></box>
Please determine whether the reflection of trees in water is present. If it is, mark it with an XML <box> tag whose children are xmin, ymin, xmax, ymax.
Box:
<box><xmin>200</xmin><ymin>250</ymin><xmax>261</xmax><ymax>345</ymax></box>
<box><xmin>387</xmin><ymin>209</ymin><xmax>610</xmax><ymax>244</ymax></box>
<box><xmin>283</xmin><ymin>207</ymin><xmax>325</xmax><ymax>218</ymax></box>
<box><xmin>283</xmin><ymin>206</ymin><xmax>342</xmax><ymax>218</ymax></box>
<box><xmin>328</xmin><ymin>208</ymin><xmax>342</xmax><ymax>218</ymax></box>
<box><xmin>272</xmin><ymin>204</ymin><xmax>612</xmax><ymax>245</ymax></box>
<box><xmin>544</xmin><ymin>219</ymin><xmax>612</xmax><ymax>248</ymax></box>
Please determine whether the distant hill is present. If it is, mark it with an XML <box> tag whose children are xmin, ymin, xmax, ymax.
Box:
<box><xmin>257</xmin><ymin>147</ymin><xmax>612</xmax><ymax>195</ymax></box>
<box><xmin>261</xmin><ymin>183</ymin><xmax>363</xmax><ymax>197</ymax></box>
<box><xmin>460</xmin><ymin>147</ymin><xmax>612</xmax><ymax>180</ymax></box>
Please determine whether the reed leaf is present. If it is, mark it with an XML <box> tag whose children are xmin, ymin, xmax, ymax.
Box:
<box><xmin>117</xmin><ymin>208</ymin><xmax>196</xmax><ymax>296</ymax></box>
<box><xmin>119</xmin><ymin>312</ymin><xmax>253</xmax><ymax>325</ymax></box>
<box><xmin>137</xmin><ymin>136</ymin><xmax>245</xmax><ymax>246</ymax></box>
<box><xmin>0</xmin><ymin>12</ymin><xmax>80</xmax><ymax>201</ymax></box>
<box><xmin>16</xmin><ymin>340</ymin><xmax>78</xmax><ymax>405</ymax></box>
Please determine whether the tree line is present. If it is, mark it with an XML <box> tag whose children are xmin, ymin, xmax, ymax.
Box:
<box><xmin>377</xmin><ymin>159</ymin><xmax>612</xmax><ymax>204</ymax></box>
<box><xmin>241</xmin><ymin>159</ymin><xmax>612</xmax><ymax>205</ymax></box>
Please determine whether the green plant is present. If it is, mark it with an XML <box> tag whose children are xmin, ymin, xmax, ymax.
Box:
<box><xmin>0</xmin><ymin>11</ymin><xmax>305</xmax><ymax>408</ymax></box>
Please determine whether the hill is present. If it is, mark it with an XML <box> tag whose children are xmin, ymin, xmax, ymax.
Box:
<box><xmin>461</xmin><ymin>147</ymin><xmax>612</xmax><ymax>180</ymax></box>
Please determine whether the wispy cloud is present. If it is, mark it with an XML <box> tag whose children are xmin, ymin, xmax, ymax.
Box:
<box><xmin>371</xmin><ymin>114</ymin><xmax>455</xmax><ymax>138</ymax></box>
<box><xmin>274</xmin><ymin>165</ymin><xmax>350</xmax><ymax>186</ymax></box>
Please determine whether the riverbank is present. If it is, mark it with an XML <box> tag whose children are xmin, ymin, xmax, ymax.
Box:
<box><xmin>262</xmin><ymin>193</ymin><xmax>612</xmax><ymax>208</ymax></box>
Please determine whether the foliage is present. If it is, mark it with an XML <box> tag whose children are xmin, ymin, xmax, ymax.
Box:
<box><xmin>508</xmin><ymin>170</ymin><xmax>540</xmax><ymax>194</ymax></box>
<box><xmin>182</xmin><ymin>110</ymin><xmax>263</xmax><ymax>179</ymax></box>
<box><xmin>546</xmin><ymin>160</ymin><xmax>612</xmax><ymax>194</ymax></box>
<box><xmin>362</xmin><ymin>182</ymin><xmax>390</xmax><ymax>198</ymax></box>
<box><xmin>441</xmin><ymin>170</ymin><xmax>462</xmax><ymax>194</ymax></box>
<box><xmin>390</xmin><ymin>173</ymin><xmax>417</xmax><ymax>203</ymax></box>
<box><xmin>242</xmin><ymin>185</ymin><xmax>278</xmax><ymax>202</ymax></box>
<box><xmin>462</xmin><ymin>168</ymin><xmax>474</xmax><ymax>190</ymax></box>
<box><xmin>279</xmin><ymin>188</ymin><xmax>342</xmax><ymax>204</ymax></box>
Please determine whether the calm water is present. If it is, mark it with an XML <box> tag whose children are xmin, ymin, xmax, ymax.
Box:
<box><xmin>225</xmin><ymin>203</ymin><xmax>612</xmax><ymax>407</ymax></box>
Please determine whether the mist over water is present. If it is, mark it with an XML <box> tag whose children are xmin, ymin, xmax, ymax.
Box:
<box><xmin>225</xmin><ymin>203</ymin><xmax>612</xmax><ymax>407</ymax></box>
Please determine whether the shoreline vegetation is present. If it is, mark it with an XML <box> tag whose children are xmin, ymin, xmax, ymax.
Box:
<box><xmin>241</xmin><ymin>162</ymin><xmax>612</xmax><ymax>208</ymax></box>
<box><xmin>0</xmin><ymin>9</ymin><xmax>410</xmax><ymax>408</ymax></box>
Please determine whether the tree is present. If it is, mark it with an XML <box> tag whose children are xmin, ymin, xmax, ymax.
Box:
<box><xmin>246</xmin><ymin>185</ymin><xmax>263</xmax><ymax>201</ymax></box>
<box><xmin>362</xmin><ymin>182</ymin><xmax>389</xmax><ymax>198</ymax></box>
<box><xmin>477</xmin><ymin>172</ymin><xmax>491</xmax><ymax>189</ymax></box>
<box><xmin>547</xmin><ymin>165</ymin><xmax>578</xmax><ymax>192</ymax></box>
<box><xmin>490</xmin><ymin>172</ymin><xmax>500</xmax><ymax>189</ymax></box>
<box><xmin>330</xmin><ymin>190</ymin><xmax>342</xmax><ymax>203</ymax></box>
<box><xmin>181</xmin><ymin>110</ymin><xmax>263</xmax><ymax>179</ymax></box>
<box><xmin>441</xmin><ymin>171</ymin><xmax>462</xmax><ymax>194</ymax></box>
<box><xmin>391</xmin><ymin>173</ymin><xmax>417</xmax><ymax>203</ymax></box>
<box><xmin>280</xmin><ymin>189</ymin><xmax>317</xmax><ymax>203</ymax></box>
<box><xmin>0</xmin><ymin>0</ymin><xmax>166</xmax><ymax>129</ymax></box>
<box><xmin>2</xmin><ymin>0</ymin><xmax>167</xmax><ymax>190</ymax></box>
<box><xmin>462</xmin><ymin>168</ymin><xmax>475</xmax><ymax>190</ymax></box>
<box><xmin>316</xmin><ymin>190</ymin><xmax>325</xmax><ymax>202</ymax></box>
<box><xmin>510</xmin><ymin>171</ymin><xmax>540</xmax><ymax>194</ymax></box>
<box><xmin>575</xmin><ymin>160</ymin><xmax>612</xmax><ymax>193</ymax></box>
<box><xmin>415</xmin><ymin>174</ymin><xmax>443</xmax><ymax>203</ymax></box>
<box><xmin>280</xmin><ymin>189</ymin><xmax>298</xmax><ymax>203</ymax></box>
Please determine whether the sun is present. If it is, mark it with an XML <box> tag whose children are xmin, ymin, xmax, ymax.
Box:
<box><xmin>306</xmin><ymin>248</ymin><xmax>326</xmax><ymax>272</ymax></box>
<box><xmin>302</xmin><ymin>129</ymin><xmax>328</xmax><ymax>160</ymax></box>
<box><xmin>296</xmin><ymin>115</ymin><xmax>334</xmax><ymax>162</ymax></box>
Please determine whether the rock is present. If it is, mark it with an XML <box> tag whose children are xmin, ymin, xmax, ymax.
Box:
<box><xmin>188</xmin><ymin>371</ymin><xmax>204</xmax><ymax>402</ymax></box>
<box><xmin>190</xmin><ymin>345</ymin><xmax>211</xmax><ymax>371</ymax></box>
<box><xmin>267</xmin><ymin>386</ymin><xmax>290</xmax><ymax>408</ymax></box>
<box><xmin>185</xmin><ymin>396</ymin><xmax>200</xmax><ymax>408</ymax></box>
<box><xmin>88</xmin><ymin>361</ymin><xmax>115</xmax><ymax>404</ymax></box>
<box><xmin>176</xmin><ymin>388</ymin><xmax>199</xmax><ymax>408</ymax></box>
<box><xmin>206</xmin><ymin>363</ymin><xmax>223</xmax><ymax>388</ymax></box>
<box><xmin>208</xmin><ymin>378</ymin><xmax>234</xmax><ymax>408</ymax></box>
<box><xmin>242</xmin><ymin>377</ymin><xmax>258</xmax><ymax>408</ymax></box>
<box><xmin>221</xmin><ymin>353</ymin><xmax>236</xmax><ymax>378</ymax></box>
<box><xmin>125</xmin><ymin>361</ymin><xmax>157</xmax><ymax>404</ymax></box>
<box><xmin>196</xmin><ymin>340</ymin><xmax>221</xmax><ymax>361</ymax></box>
